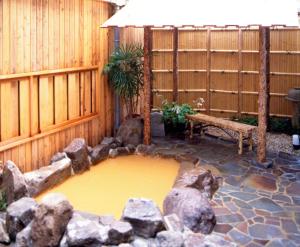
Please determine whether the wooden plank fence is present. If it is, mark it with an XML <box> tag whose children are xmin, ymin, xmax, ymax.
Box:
<box><xmin>0</xmin><ymin>0</ymin><xmax>114</xmax><ymax>172</ymax></box>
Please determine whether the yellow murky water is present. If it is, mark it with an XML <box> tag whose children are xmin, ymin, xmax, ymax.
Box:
<box><xmin>36</xmin><ymin>155</ymin><xmax>179</xmax><ymax>219</ymax></box>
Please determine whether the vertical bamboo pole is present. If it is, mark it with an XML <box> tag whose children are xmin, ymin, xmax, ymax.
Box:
<box><xmin>173</xmin><ymin>27</ymin><xmax>179</xmax><ymax>102</ymax></box>
<box><xmin>257</xmin><ymin>26</ymin><xmax>270</xmax><ymax>163</ymax></box>
<box><xmin>144</xmin><ymin>26</ymin><xmax>152</xmax><ymax>145</ymax></box>
<box><xmin>206</xmin><ymin>27</ymin><xmax>211</xmax><ymax>114</ymax></box>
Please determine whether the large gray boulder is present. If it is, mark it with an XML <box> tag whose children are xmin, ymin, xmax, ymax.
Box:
<box><xmin>107</xmin><ymin>220</ymin><xmax>134</xmax><ymax>245</ymax></box>
<box><xmin>30</xmin><ymin>193</ymin><xmax>73</xmax><ymax>247</ymax></box>
<box><xmin>184</xmin><ymin>232</ymin><xmax>236</xmax><ymax>247</ymax></box>
<box><xmin>117</xmin><ymin>118</ymin><xmax>143</xmax><ymax>146</ymax></box>
<box><xmin>50</xmin><ymin>152</ymin><xmax>68</xmax><ymax>164</ymax></box>
<box><xmin>155</xmin><ymin>231</ymin><xmax>183</xmax><ymax>247</ymax></box>
<box><xmin>24</xmin><ymin>157</ymin><xmax>72</xmax><ymax>197</ymax></box>
<box><xmin>163</xmin><ymin>188</ymin><xmax>216</xmax><ymax>234</ymax></box>
<box><xmin>175</xmin><ymin>167</ymin><xmax>220</xmax><ymax>199</ymax></box>
<box><xmin>0</xmin><ymin>218</ymin><xmax>9</xmax><ymax>245</ymax></box>
<box><xmin>6</xmin><ymin>197</ymin><xmax>37</xmax><ymax>240</ymax></box>
<box><xmin>64</xmin><ymin>138</ymin><xmax>90</xmax><ymax>174</ymax></box>
<box><xmin>122</xmin><ymin>198</ymin><xmax>164</xmax><ymax>238</ymax></box>
<box><xmin>65</xmin><ymin>213</ymin><xmax>109</xmax><ymax>246</ymax></box>
<box><xmin>15</xmin><ymin>222</ymin><xmax>32</xmax><ymax>247</ymax></box>
<box><xmin>2</xmin><ymin>161</ymin><xmax>28</xmax><ymax>205</ymax></box>
<box><xmin>90</xmin><ymin>144</ymin><xmax>111</xmax><ymax>165</ymax></box>
<box><xmin>151</xmin><ymin>112</ymin><xmax>165</xmax><ymax>137</ymax></box>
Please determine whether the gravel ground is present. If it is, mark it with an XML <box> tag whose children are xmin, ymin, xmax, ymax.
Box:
<box><xmin>204</xmin><ymin>126</ymin><xmax>300</xmax><ymax>156</ymax></box>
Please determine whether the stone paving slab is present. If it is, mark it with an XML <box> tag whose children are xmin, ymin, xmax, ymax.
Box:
<box><xmin>152</xmin><ymin>135</ymin><xmax>300</xmax><ymax>246</ymax></box>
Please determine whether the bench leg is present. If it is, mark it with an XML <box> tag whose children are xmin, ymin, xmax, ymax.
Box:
<box><xmin>190</xmin><ymin>121</ymin><xmax>194</xmax><ymax>139</ymax></box>
<box><xmin>248</xmin><ymin>133</ymin><xmax>253</xmax><ymax>151</ymax></box>
<box><xmin>238</xmin><ymin>132</ymin><xmax>243</xmax><ymax>155</ymax></box>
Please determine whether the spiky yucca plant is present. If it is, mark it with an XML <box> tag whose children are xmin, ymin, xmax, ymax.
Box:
<box><xmin>103</xmin><ymin>44</ymin><xmax>144</xmax><ymax>117</ymax></box>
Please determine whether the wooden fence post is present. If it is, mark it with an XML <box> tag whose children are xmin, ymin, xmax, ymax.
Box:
<box><xmin>257</xmin><ymin>26</ymin><xmax>270</xmax><ymax>163</ymax></box>
<box><xmin>173</xmin><ymin>27</ymin><xmax>179</xmax><ymax>102</ymax></box>
<box><xmin>143</xmin><ymin>26</ymin><xmax>152</xmax><ymax>145</ymax></box>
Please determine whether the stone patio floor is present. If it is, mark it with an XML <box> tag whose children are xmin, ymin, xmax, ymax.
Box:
<box><xmin>152</xmin><ymin>135</ymin><xmax>300</xmax><ymax>247</ymax></box>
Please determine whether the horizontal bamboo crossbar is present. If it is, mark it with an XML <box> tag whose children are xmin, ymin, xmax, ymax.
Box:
<box><xmin>0</xmin><ymin>66</ymin><xmax>99</xmax><ymax>82</ymax></box>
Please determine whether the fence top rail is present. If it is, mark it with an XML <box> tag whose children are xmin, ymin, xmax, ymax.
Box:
<box><xmin>0</xmin><ymin>66</ymin><xmax>99</xmax><ymax>82</ymax></box>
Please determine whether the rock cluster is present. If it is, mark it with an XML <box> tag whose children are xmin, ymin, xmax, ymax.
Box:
<box><xmin>0</xmin><ymin>196</ymin><xmax>234</xmax><ymax>247</ymax></box>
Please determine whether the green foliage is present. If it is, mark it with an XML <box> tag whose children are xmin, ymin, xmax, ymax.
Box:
<box><xmin>0</xmin><ymin>192</ymin><xmax>7</xmax><ymax>211</ymax></box>
<box><xmin>233</xmin><ymin>116</ymin><xmax>258</xmax><ymax>126</ymax></box>
<box><xmin>233</xmin><ymin>116</ymin><xmax>299</xmax><ymax>135</ymax></box>
<box><xmin>103</xmin><ymin>44</ymin><xmax>144</xmax><ymax>116</ymax></box>
<box><xmin>162</xmin><ymin>102</ymin><xmax>195</xmax><ymax>128</ymax></box>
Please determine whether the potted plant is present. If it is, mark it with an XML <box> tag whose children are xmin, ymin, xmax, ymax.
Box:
<box><xmin>103</xmin><ymin>44</ymin><xmax>144</xmax><ymax>118</ymax></box>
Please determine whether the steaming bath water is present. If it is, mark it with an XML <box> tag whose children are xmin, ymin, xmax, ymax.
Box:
<box><xmin>36</xmin><ymin>155</ymin><xmax>179</xmax><ymax>218</ymax></box>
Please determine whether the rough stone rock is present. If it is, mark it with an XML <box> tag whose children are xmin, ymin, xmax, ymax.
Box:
<box><xmin>101</xmin><ymin>137</ymin><xmax>116</xmax><ymax>146</ymax></box>
<box><xmin>109</xmin><ymin>148</ymin><xmax>119</xmax><ymax>158</ymax></box>
<box><xmin>24</xmin><ymin>157</ymin><xmax>72</xmax><ymax>197</ymax></box>
<box><xmin>155</xmin><ymin>231</ymin><xmax>183</xmax><ymax>247</ymax></box>
<box><xmin>163</xmin><ymin>214</ymin><xmax>184</xmax><ymax>232</ymax></box>
<box><xmin>117</xmin><ymin>118</ymin><xmax>143</xmax><ymax>146</ymax></box>
<box><xmin>99</xmin><ymin>215</ymin><xmax>115</xmax><ymax>226</ymax></box>
<box><xmin>151</xmin><ymin>112</ymin><xmax>165</xmax><ymax>137</ymax></box>
<box><xmin>184</xmin><ymin>232</ymin><xmax>236</xmax><ymax>247</ymax></box>
<box><xmin>107</xmin><ymin>220</ymin><xmax>134</xmax><ymax>245</ymax></box>
<box><xmin>30</xmin><ymin>193</ymin><xmax>73</xmax><ymax>247</ymax></box>
<box><xmin>119</xmin><ymin>244</ymin><xmax>133</xmax><ymax>247</ymax></box>
<box><xmin>65</xmin><ymin>213</ymin><xmax>109</xmax><ymax>246</ymax></box>
<box><xmin>50</xmin><ymin>152</ymin><xmax>68</xmax><ymax>164</ymax></box>
<box><xmin>2</xmin><ymin>160</ymin><xmax>28</xmax><ymax>205</ymax></box>
<box><xmin>132</xmin><ymin>237</ymin><xmax>157</xmax><ymax>247</ymax></box>
<box><xmin>122</xmin><ymin>198</ymin><xmax>164</xmax><ymax>238</ymax></box>
<box><xmin>6</xmin><ymin>197</ymin><xmax>37</xmax><ymax>240</ymax></box>
<box><xmin>0</xmin><ymin>218</ymin><xmax>9</xmax><ymax>244</ymax></box>
<box><xmin>109</xmin><ymin>147</ymin><xmax>131</xmax><ymax>158</ymax></box>
<box><xmin>64</xmin><ymin>138</ymin><xmax>90</xmax><ymax>174</ymax></box>
<box><xmin>163</xmin><ymin>188</ymin><xmax>216</xmax><ymax>234</ymax></box>
<box><xmin>90</xmin><ymin>144</ymin><xmax>111</xmax><ymax>164</ymax></box>
<box><xmin>15</xmin><ymin>223</ymin><xmax>32</xmax><ymax>247</ymax></box>
<box><xmin>176</xmin><ymin>167</ymin><xmax>220</xmax><ymax>199</ymax></box>
<box><xmin>135</xmin><ymin>144</ymin><xmax>155</xmax><ymax>156</ymax></box>
<box><xmin>126</xmin><ymin>144</ymin><xmax>136</xmax><ymax>153</ymax></box>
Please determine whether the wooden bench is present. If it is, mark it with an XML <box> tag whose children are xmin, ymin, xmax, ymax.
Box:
<box><xmin>186</xmin><ymin>113</ymin><xmax>257</xmax><ymax>155</ymax></box>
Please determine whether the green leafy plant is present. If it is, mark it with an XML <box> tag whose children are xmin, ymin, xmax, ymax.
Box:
<box><xmin>103</xmin><ymin>44</ymin><xmax>144</xmax><ymax>117</ymax></box>
<box><xmin>162</xmin><ymin>101</ymin><xmax>195</xmax><ymax>129</ymax></box>
<box><xmin>0</xmin><ymin>192</ymin><xmax>7</xmax><ymax>211</ymax></box>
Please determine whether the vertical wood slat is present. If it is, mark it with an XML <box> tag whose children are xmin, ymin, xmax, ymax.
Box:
<box><xmin>173</xmin><ymin>28</ymin><xmax>179</xmax><ymax>102</ymax></box>
<box><xmin>257</xmin><ymin>26</ymin><xmax>270</xmax><ymax>163</ymax></box>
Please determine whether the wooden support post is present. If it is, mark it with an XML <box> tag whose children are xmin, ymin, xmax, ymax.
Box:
<box><xmin>238</xmin><ymin>132</ymin><xmax>243</xmax><ymax>155</ymax></box>
<box><xmin>173</xmin><ymin>27</ymin><xmax>179</xmax><ymax>102</ymax></box>
<box><xmin>257</xmin><ymin>26</ymin><xmax>270</xmax><ymax>163</ymax></box>
<box><xmin>143</xmin><ymin>26</ymin><xmax>152</xmax><ymax>145</ymax></box>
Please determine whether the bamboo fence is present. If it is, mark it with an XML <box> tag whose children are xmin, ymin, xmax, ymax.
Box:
<box><xmin>121</xmin><ymin>27</ymin><xmax>300</xmax><ymax>118</ymax></box>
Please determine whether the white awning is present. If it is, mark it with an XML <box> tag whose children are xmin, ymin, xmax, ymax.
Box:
<box><xmin>101</xmin><ymin>0</ymin><xmax>299</xmax><ymax>28</ymax></box>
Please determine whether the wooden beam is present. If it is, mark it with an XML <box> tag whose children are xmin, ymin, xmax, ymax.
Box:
<box><xmin>143</xmin><ymin>26</ymin><xmax>152</xmax><ymax>145</ymax></box>
<box><xmin>257</xmin><ymin>26</ymin><xmax>270</xmax><ymax>163</ymax></box>
<box><xmin>173</xmin><ymin>27</ymin><xmax>179</xmax><ymax>102</ymax></box>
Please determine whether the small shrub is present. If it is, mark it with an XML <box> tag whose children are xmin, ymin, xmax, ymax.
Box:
<box><xmin>233</xmin><ymin>116</ymin><xmax>299</xmax><ymax>135</ymax></box>
<box><xmin>0</xmin><ymin>192</ymin><xmax>7</xmax><ymax>211</ymax></box>
<box><xmin>162</xmin><ymin>102</ymin><xmax>195</xmax><ymax>131</ymax></box>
